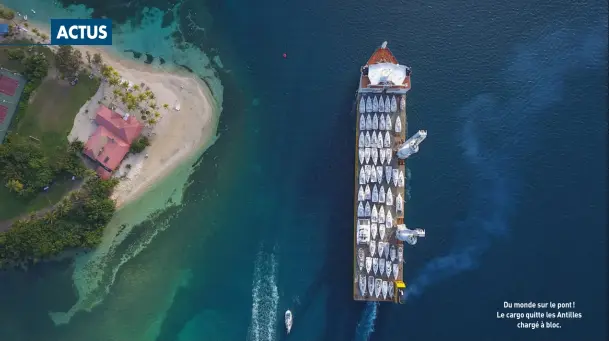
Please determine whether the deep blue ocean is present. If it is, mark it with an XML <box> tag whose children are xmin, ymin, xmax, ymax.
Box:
<box><xmin>0</xmin><ymin>0</ymin><xmax>607</xmax><ymax>340</ymax></box>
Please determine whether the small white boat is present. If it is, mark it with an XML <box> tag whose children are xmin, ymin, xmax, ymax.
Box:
<box><xmin>400</xmin><ymin>96</ymin><xmax>406</xmax><ymax>111</ymax></box>
<box><xmin>379</xmin><ymin>148</ymin><xmax>386</xmax><ymax>164</ymax></box>
<box><xmin>398</xmin><ymin>170</ymin><xmax>405</xmax><ymax>187</ymax></box>
<box><xmin>384</xmin><ymin>243</ymin><xmax>390</xmax><ymax>260</ymax></box>
<box><xmin>370</xmin><ymin>167</ymin><xmax>377</xmax><ymax>183</ymax></box>
<box><xmin>373</xmin><ymin>257</ymin><xmax>379</xmax><ymax>275</ymax></box>
<box><xmin>357</xmin><ymin>202</ymin><xmax>364</xmax><ymax>217</ymax></box>
<box><xmin>395</xmin><ymin>116</ymin><xmax>402</xmax><ymax>133</ymax></box>
<box><xmin>398</xmin><ymin>246</ymin><xmax>404</xmax><ymax>263</ymax></box>
<box><xmin>358</xmin><ymin>248</ymin><xmax>365</xmax><ymax>270</ymax></box>
<box><xmin>359</xmin><ymin>168</ymin><xmax>366</xmax><ymax>185</ymax></box>
<box><xmin>371</xmin><ymin>205</ymin><xmax>378</xmax><ymax>223</ymax></box>
<box><xmin>372</xmin><ymin>185</ymin><xmax>378</xmax><ymax>202</ymax></box>
<box><xmin>379</xmin><ymin>114</ymin><xmax>386</xmax><ymax>130</ymax></box>
<box><xmin>386</xmin><ymin>188</ymin><xmax>393</xmax><ymax>206</ymax></box>
<box><xmin>375</xmin><ymin>279</ymin><xmax>382</xmax><ymax>298</ymax></box>
<box><xmin>365</xmin><ymin>257</ymin><xmax>372</xmax><ymax>275</ymax></box>
<box><xmin>365</xmin><ymin>165</ymin><xmax>372</xmax><ymax>183</ymax></box>
<box><xmin>285</xmin><ymin>310</ymin><xmax>293</xmax><ymax>334</ymax></box>
<box><xmin>390</xmin><ymin>245</ymin><xmax>396</xmax><ymax>262</ymax></box>
<box><xmin>378</xmin><ymin>241</ymin><xmax>384</xmax><ymax>258</ymax></box>
<box><xmin>358</xmin><ymin>186</ymin><xmax>365</xmax><ymax>201</ymax></box>
<box><xmin>372</xmin><ymin>96</ymin><xmax>379</xmax><ymax>112</ymax></box>
<box><xmin>365</xmin><ymin>185</ymin><xmax>371</xmax><ymax>200</ymax></box>
<box><xmin>359</xmin><ymin>275</ymin><xmax>367</xmax><ymax>295</ymax></box>
<box><xmin>366</xmin><ymin>97</ymin><xmax>372</xmax><ymax>113</ymax></box>
<box><xmin>377</xmin><ymin>131</ymin><xmax>384</xmax><ymax>148</ymax></box>
<box><xmin>379</xmin><ymin>186</ymin><xmax>385</xmax><ymax>203</ymax></box>
<box><xmin>360</xmin><ymin>115</ymin><xmax>366</xmax><ymax>131</ymax></box>
<box><xmin>384</xmin><ymin>131</ymin><xmax>391</xmax><ymax>148</ymax></box>
<box><xmin>392</xmin><ymin>169</ymin><xmax>399</xmax><ymax>187</ymax></box>
<box><xmin>391</xmin><ymin>96</ymin><xmax>398</xmax><ymax>112</ymax></box>
<box><xmin>385</xmin><ymin>97</ymin><xmax>391</xmax><ymax>113</ymax></box>
<box><xmin>371</xmin><ymin>148</ymin><xmax>378</xmax><ymax>165</ymax></box>
<box><xmin>386</xmin><ymin>211</ymin><xmax>393</xmax><ymax>227</ymax></box>
<box><xmin>389</xmin><ymin>282</ymin><xmax>394</xmax><ymax>298</ymax></box>
<box><xmin>379</xmin><ymin>223</ymin><xmax>385</xmax><ymax>240</ymax></box>
<box><xmin>369</xmin><ymin>240</ymin><xmax>376</xmax><ymax>257</ymax></box>
<box><xmin>31</xmin><ymin>9</ymin><xmax>36</xmax><ymax>14</ymax></box>
<box><xmin>396</xmin><ymin>194</ymin><xmax>403</xmax><ymax>213</ymax></box>
<box><xmin>372</xmin><ymin>113</ymin><xmax>378</xmax><ymax>130</ymax></box>
<box><xmin>386</xmin><ymin>261</ymin><xmax>392</xmax><ymax>278</ymax></box>
<box><xmin>385</xmin><ymin>166</ymin><xmax>392</xmax><ymax>184</ymax></box>
<box><xmin>368</xmin><ymin>276</ymin><xmax>375</xmax><ymax>295</ymax></box>
<box><xmin>358</xmin><ymin>148</ymin><xmax>365</xmax><ymax>164</ymax></box>
<box><xmin>379</xmin><ymin>258</ymin><xmax>386</xmax><ymax>276</ymax></box>
<box><xmin>358</xmin><ymin>132</ymin><xmax>365</xmax><ymax>147</ymax></box>
<box><xmin>365</xmin><ymin>147</ymin><xmax>371</xmax><ymax>164</ymax></box>
<box><xmin>393</xmin><ymin>263</ymin><xmax>400</xmax><ymax>280</ymax></box>
<box><xmin>359</xmin><ymin>97</ymin><xmax>366</xmax><ymax>114</ymax></box>
<box><xmin>386</xmin><ymin>148</ymin><xmax>393</xmax><ymax>164</ymax></box>
<box><xmin>371</xmin><ymin>131</ymin><xmax>378</xmax><ymax>148</ymax></box>
<box><xmin>378</xmin><ymin>206</ymin><xmax>385</xmax><ymax>224</ymax></box>
<box><xmin>364</xmin><ymin>131</ymin><xmax>371</xmax><ymax>148</ymax></box>
<box><xmin>376</xmin><ymin>166</ymin><xmax>383</xmax><ymax>184</ymax></box>
<box><xmin>382</xmin><ymin>281</ymin><xmax>388</xmax><ymax>299</ymax></box>
<box><xmin>371</xmin><ymin>223</ymin><xmax>377</xmax><ymax>240</ymax></box>
<box><xmin>366</xmin><ymin>114</ymin><xmax>373</xmax><ymax>130</ymax></box>
<box><xmin>385</xmin><ymin>114</ymin><xmax>392</xmax><ymax>131</ymax></box>
<box><xmin>365</xmin><ymin>202</ymin><xmax>371</xmax><ymax>217</ymax></box>
<box><xmin>379</xmin><ymin>95</ymin><xmax>385</xmax><ymax>112</ymax></box>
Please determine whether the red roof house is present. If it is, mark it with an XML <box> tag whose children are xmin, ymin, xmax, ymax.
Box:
<box><xmin>84</xmin><ymin>105</ymin><xmax>143</xmax><ymax>179</ymax></box>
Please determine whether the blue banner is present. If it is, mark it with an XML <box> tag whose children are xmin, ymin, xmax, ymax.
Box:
<box><xmin>50</xmin><ymin>19</ymin><xmax>112</xmax><ymax>46</ymax></box>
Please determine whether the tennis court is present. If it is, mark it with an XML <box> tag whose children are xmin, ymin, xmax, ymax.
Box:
<box><xmin>0</xmin><ymin>68</ymin><xmax>26</xmax><ymax>143</ymax></box>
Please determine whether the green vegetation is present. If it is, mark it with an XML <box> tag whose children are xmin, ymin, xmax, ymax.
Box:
<box><xmin>130</xmin><ymin>136</ymin><xmax>150</xmax><ymax>154</ymax></box>
<box><xmin>55</xmin><ymin>45</ymin><xmax>83</xmax><ymax>77</ymax></box>
<box><xmin>0</xmin><ymin>175</ymin><xmax>119</xmax><ymax>268</ymax></box>
<box><xmin>0</xmin><ymin>6</ymin><xmax>15</xmax><ymax>20</ymax></box>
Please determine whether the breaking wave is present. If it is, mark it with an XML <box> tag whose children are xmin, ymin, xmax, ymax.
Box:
<box><xmin>248</xmin><ymin>248</ymin><xmax>280</xmax><ymax>341</ymax></box>
<box><xmin>353</xmin><ymin>302</ymin><xmax>379</xmax><ymax>341</ymax></box>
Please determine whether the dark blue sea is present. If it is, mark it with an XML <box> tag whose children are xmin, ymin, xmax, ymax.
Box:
<box><xmin>0</xmin><ymin>0</ymin><xmax>607</xmax><ymax>340</ymax></box>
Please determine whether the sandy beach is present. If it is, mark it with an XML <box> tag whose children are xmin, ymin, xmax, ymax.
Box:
<box><xmin>12</xmin><ymin>21</ymin><xmax>219</xmax><ymax>208</ymax></box>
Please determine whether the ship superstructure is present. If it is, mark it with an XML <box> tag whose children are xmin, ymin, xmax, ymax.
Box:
<box><xmin>353</xmin><ymin>42</ymin><xmax>426</xmax><ymax>304</ymax></box>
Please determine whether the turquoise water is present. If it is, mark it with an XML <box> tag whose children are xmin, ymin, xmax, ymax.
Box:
<box><xmin>0</xmin><ymin>0</ymin><xmax>607</xmax><ymax>340</ymax></box>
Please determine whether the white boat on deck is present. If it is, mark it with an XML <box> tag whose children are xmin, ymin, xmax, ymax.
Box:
<box><xmin>395</xmin><ymin>116</ymin><xmax>402</xmax><ymax>133</ymax></box>
<box><xmin>384</xmin><ymin>243</ymin><xmax>390</xmax><ymax>260</ymax></box>
<box><xmin>375</xmin><ymin>279</ymin><xmax>382</xmax><ymax>298</ymax></box>
<box><xmin>358</xmin><ymin>248</ymin><xmax>365</xmax><ymax>270</ymax></box>
<box><xmin>358</xmin><ymin>148</ymin><xmax>365</xmax><ymax>164</ymax></box>
<box><xmin>372</xmin><ymin>257</ymin><xmax>379</xmax><ymax>275</ymax></box>
<box><xmin>365</xmin><ymin>185</ymin><xmax>371</xmax><ymax>200</ymax></box>
<box><xmin>357</xmin><ymin>202</ymin><xmax>364</xmax><ymax>217</ymax></box>
<box><xmin>386</xmin><ymin>211</ymin><xmax>393</xmax><ymax>227</ymax></box>
<box><xmin>358</xmin><ymin>132</ymin><xmax>365</xmax><ymax>147</ymax></box>
<box><xmin>392</xmin><ymin>169</ymin><xmax>399</xmax><ymax>187</ymax></box>
<box><xmin>366</xmin><ymin>97</ymin><xmax>372</xmax><ymax>113</ymax></box>
<box><xmin>386</xmin><ymin>148</ymin><xmax>393</xmax><ymax>164</ymax></box>
<box><xmin>358</xmin><ymin>186</ymin><xmax>365</xmax><ymax>201</ymax></box>
<box><xmin>377</xmin><ymin>132</ymin><xmax>384</xmax><ymax>148</ymax></box>
<box><xmin>385</xmin><ymin>166</ymin><xmax>392</xmax><ymax>184</ymax></box>
<box><xmin>379</xmin><ymin>148</ymin><xmax>386</xmax><ymax>164</ymax></box>
<box><xmin>359</xmin><ymin>97</ymin><xmax>366</xmax><ymax>113</ymax></box>
<box><xmin>379</xmin><ymin>114</ymin><xmax>386</xmax><ymax>130</ymax></box>
<box><xmin>382</xmin><ymin>281</ymin><xmax>388</xmax><ymax>299</ymax></box>
<box><xmin>379</xmin><ymin>223</ymin><xmax>385</xmax><ymax>240</ymax></box>
<box><xmin>379</xmin><ymin>258</ymin><xmax>385</xmax><ymax>276</ymax></box>
<box><xmin>369</xmin><ymin>239</ymin><xmax>376</xmax><ymax>257</ymax></box>
<box><xmin>386</xmin><ymin>260</ymin><xmax>392</xmax><ymax>278</ymax></box>
<box><xmin>390</xmin><ymin>245</ymin><xmax>396</xmax><ymax>262</ymax></box>
<box><xmin>398</xmin><ymin>170</ymin><xmax>405</xmax><ymax>187</ymax></box>
<box><xmin>285</xmin><ymin>310</ymin><xmax>293</xmax><ymax>334</ymax></box>
<box><xmin>360</xmin><ymin>115</ymin><xmax>366</xmax><ymax>130</ymax></box>
<box><xmin>386</xmin><ymin>188</ymin><xmax>393</xmax><ymax>206</ymax></box>
<box><xmin>385</xmin><ymin>97</ymin><xmax>391</xmax><ymax>113</ymax></box>
<box><xmin>391</xmin><ymin>96</ymin><xmax>398</xmax><ymax>112</ymax></box>
<box><xmin>372</xmin><ymin>113</ymin><xmax>378</xmax><ymax>130</ymax></box>
<box><xmin>371</xmin><ymin>223</ymin><xmax>377</xmax><ymax>240</ymax></box>
<box><xmin>378</xmin><ymin>241</ymin><xmax>384</xmax><ymax>258</ymax></box>
<box><xmin>396</xmin><ymin>193</ymin><xmax>403</xmax><ymax>213</ymax></box>
<box><xmin>378</xmin><ymin>206</ymin><xmax>385</xmax><ymax>224</ymax></box>
<box><xmin>364</xmin><ymin>131</ymin><xmax>371</xmax><ymax>148</ymax></box>
<box><xmin>385</xmin><ymin>114</ymin><xmax>392</xmax><ymax>131</ymax></box>
<box><xmin>379</xmin><ymin>95</ymin><xmax>385</xmax><ymax>112</ymax></box>
<box><xmin>371</xmin><ymin>148</ymin><xmax>378</xmax><ymax>165</ymax></box>
<box><xmin>393</xmin><ymin>263</ymin><xmax>400</xmax><ymax>280</ymax></box>
<box><xmin>400</xmin><ymin>96</ymin><xmax>406</xmax><ymax>110</ymax></box>
<box><xmin>398</xmin><ymin>246</ymin><xmax>404</xmax><ymax>263</ymax></box>
<box><xmin>371</xmin><ymin>205</ymin><xmax>378</xmax><ymax>223</ymax></box>
<box><xmin>365</xmin><ymin>202</ymin><xmax>371</xmax><ymax>217</ymax></box>
<box><xmin>384</xmin><ymin>131</ymin><xmax>391</xmax><ymax>148</ymax></box>
<box><xmin>371</xmin><ymin>131</ymin><xmax>378</xmax><ymax>148</ymax></box>
<box><xmin>370</xmin><ymin>167</ymin><xmax>377</xmax><ymax>182</ymax></box>
<box><xmin>359</xmin><ymin>168</ymin><xmax>365</xmax><ymax>185</ymax></box>
<box><xmin>373</xmin><ymin>96</ymin><xmax>379</xmax><ymax>112</ymax></box>
<box><xmin>379</xmin><ymin>186</ymin><xmax>385</xmax><ymax>203</ymax></box>
<box><xmin>372</xmin><ymin>185</ymin><xmax>378</xmax><ymax>202</ymax></box>
<box><xmin>365</xmin><ymin>165</ymin><xmax>371</xmax><ymax>182</ymax></box>
<box><xmin>389</xmin><ymin>282</ymin><xmax>394</xmax><ymax>298</ymax></box>
<box><xmin>364</xmin><ymin>147</ymin><xmax>371</xmax><ymax>164</ymax></box>
<box><xmin>359</xmin><ymin>274</ymin><xmax>367</xmax><ymax>295</ymax></box>
<box><xmin>376</xmin><ymin>166</ymin><xmax>383</xmax><ymax>184</ymax></box>
<box><xmin>368</xmin><ymin>276</ymin><xmax>375</xmax><ymax>295</ymax></box>
<box><xmin>366</xmin><ymin>114</ymin><xmax>373</xmax><ymax>130</ymax></box>
<box><xmin>365</xmin><ymin>257</ymin><xmax>372</xmax><ymax>274</ymax></box>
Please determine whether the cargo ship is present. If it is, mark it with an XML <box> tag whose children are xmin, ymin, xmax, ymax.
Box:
<box><xmin>353</xmin><ymin>42</ymin><xmax>427</xmax><ymax>304</ymax></box>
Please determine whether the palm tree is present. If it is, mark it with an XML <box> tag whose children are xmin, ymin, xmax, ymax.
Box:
<box><xmin>163</xmin><ymin>103</ymin><xmax>169</xmax><ymax>109</ymax></box>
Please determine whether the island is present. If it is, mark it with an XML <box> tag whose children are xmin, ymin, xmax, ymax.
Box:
<box><xmin>0</xmin><ymin>6</ymin><xmax>217</xmax><ymax>268</ymax></box>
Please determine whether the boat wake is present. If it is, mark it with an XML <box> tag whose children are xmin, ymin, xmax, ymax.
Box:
<box><xmin>405</xmin><ymin>20</ymin><xmax>607</xmax><ymax>300</ymax></box>
<box><xmin>353</xmin><ymin>302</ymin><xmax>379</xmax><ymax>341</ymax></box>
<box><xmin>248</xmin><ymin>248</ymin><xmax>279</xmax><ymax>341</ymax></box>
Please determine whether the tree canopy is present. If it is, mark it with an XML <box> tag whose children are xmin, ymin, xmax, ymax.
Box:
<box><xmin>55</xmin><ymin>45</ymin><xmax>83</xmax><ymax>77</ymax></box>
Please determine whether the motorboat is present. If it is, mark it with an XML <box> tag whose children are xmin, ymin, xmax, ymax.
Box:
<box><xmin>384</xmin><ymin>243</ymin><xmax>390</xmax><ymax>260</ymax></box>
<box><xmin>396</xmin><ymin>194</ymin><xmax>403</xmax><ymax>213</ymax></box>
<box><xmin>390</xmin><ymin>245</ymin><xmax>396</xmax><ymax>262</ymax></box>
<box><xmin>368</xmin><ymin>276</ymin><xmax>375</xmax><ymax>295</ymax></box>
<box><xmin>358</xmin><ymin>148</ymin><xmax>365</xmax><ymax>164</ymax></box>
<box><xmin>384</xmin><ymin>131</ymin><xmax>391</xmax><ymax>148</ymax></box>
<box><xmin>398</xmin><ymin>246</ymin><xmax>404</xmax><ymax>263</ymax></box>
<box><xmin>358</xmin><ymin>186</ymin><xmax>365</xmax><ymax>201</ymax></box>
<box><xmin>379</xmin><ymin>223</ymin><xmax>385</xmax><ymax>240</ymax></box>
<box><xmin>365</xmin><ymin>257</ymin><xmax>372</xmax><ymax>274</ymax></box>
<box><xmin>373</xmin><ymin>96</ymin><xmax>379</xmax><ymax>112</ymax></box>
<box><xmin>372</xmin><ymin>185</ymin><xmax>379</xmax><ymax>202</ymax></box>
<box><xmin>360</xmin><ymin>115</ymin><xmax>365</xmax><ymax>130</ymax></box>
<box><xmin>375</xmin><ymin>279</ymin><xmax>382</xmax><ymax>298</ymax></box>
<box><xmin>379</xmin><ymin>148</ymin><xmax>386</xmax><ymax>164</ymax></box>
<box><xmin>379</xmin><ymin>114</ymin><xmax>386</xmax><ymax>130</ymax></box>
<box><xmin>373</xmin><ymin>257</ymin><xmax>379</xmax><ymax>275</ymax></box>
<box><xmin>366</xmin><ymin>114</ymin><xmax>373</xmax><ymax>130</ymax></box>
<box><xmin>371</xmin><ymin>223</ymin><xmax>377</xmax><ymax>240</ymax></box>
<box><xmin>357</xmin><ymin>202</ymin><xmax>364</xmax><ymax>217</ymax></box>
<box><xmin>364</xmin><ymin>131</ymin><xmax>371</xmax><ymax>148</ymax></box>
<box><xmin>391</xmin><ymin>96</ymin><xmax>397</xmax><ymax>112</ymax></box>
<box><xmin>385</xmin><ymin>114</ymin><xmax>392</xmax><ymax>131</ymax></box>
<box><xmin>371</xmin><ymin>147</ymin><xmax>378</xmax><ymax>165</ymax></box>
<box><xmin>285</xmin><ymin>310</ymin><xmax>293</xmax><ymax>334</ymax></box>
<box><xmin>377</xmin><ymin>131</ymin><xmax>384</xmax><ymax>148</ymax></box>
<box><xmin>385</xmin><ymin>166</ymin><xmax>392</xmax><ymax>184</ymax></box>
<box><xmin>365</xmin><ymin>147</ymin><xmax>371</xmax><ymax>164</ymax></box>
<box><xmin>395</xmin><ymin>116</ymin><xmax>402</xmax><ymax>133</ymax></box>
<box><xmin>371</xmin><ymin>132</ymin><xmax>378</xmax><ymax>148</ymax></box>
<box><xmin>378</xmin><ymin>241</ymin><xmax>384</xmax><ymax>258</ymax></box>
<box><xmin>364</xmin><ymin>202</ymin><xmax>371</xmax><ymax>217</ymax></box>
<box><xmin>386</xmin><ymin>211</ymin><xmax>393</xmax><ymax>227</ymax></box>
<box><xmin>386</xmin><ymin>261</ymin><xmax>392</xmax><ymax>278</ymax></box>
<box><xmin>382</xmin><ymin>281</ymin><xmax>388</xmax><ymax>299</ymax></box>
<box><xmin>385</xmin><ymin>97</ymin><xmax>391</xmax><ymax>113</ymax></box>
<box><xmin>359</xmin><ymin>97</ymin><xmax>366</xmax><ymax>113</ymax></box>
<box><xmin>378</xmin><ymin>206</ymin><xmax>385</xmax><ymax>224</ymax></box>
<box><xmin>359</xmin><ymin>275</ymin><xmax>367</xmax><ymax>296</ymax></box>
<box><xmin>369</xmin><ymin>239</ymin><xmax>376</xmax><ymax>257</ymax></box>
<box><xmin>370</xmin><ymin>167</ymin><xmax>377</xmax><ymax>183</ymax></box>
<box><xmin>392</xmin><ymin>169</ymin><xmax>399</xmax><ymax>187</ymax></box>
<box><xmin>386</xmin><ymin>148</ymin><xmax>392</xmax><ymax>164</ymax></box>
<box><xmin>359</xmin><ymin>168</ymin><xmax>365</xmax><ymax>185</ymax></box>
<box><xmin>371</xmin><ymin>205</ymin><xmax>378</xmax><ymax>223</ymax></box>
<box><xmin>398</xmin><ymin>170</ymin><xmax>405</xmax><ymax>187</ymax></box>
<box><xmin>372</xmin><ymin>113</ymin><xmax>378</xmax><ymax>130</ymax></box>
<box><xmin>376</xmin><ymin>166</ymin><xmax>383</xmax><ymax>184</ymax></box>
<box><xmin>365</xmin><ymin>165</ymin><xmax>371</xmax><ymax>183</ymax></box>
<box><xmin>359</xmin><ymin>132</ymin><xmax>365</xmax><ymax>147</ymax></box>
<box><xmin>393</xmin><ymin>263</ymin><xmax>400</xmax><ymax>280</ymax></box>
<box><xmin>358</xmin><ymin>248</ymin><xmax>365</xmax><ymax>270</ymax></box>
<box><xmin>379</xmin><ymin>258</ymin><xmax>386</xmax><ymax>276</ymax></box>
<box><xmin>378</xmin><ymin>186</ymin><xmax>385</xmax><ymax>203</ymax></box>
<box><xmin>386</xmin><ymin>188</ymin><xmax>393</xmax><ymax>206</ymax></box>
<box><xmin>365</xmin><ymin>185</ymin><xmax>371</xmax><ymax>200</ymax></box>
<box><xmin>379</xmin><ymin>95</ymin><xmax>385</xmax><ymax>113</ymax></box>
<box><xmin>366</xmin><ymin>97</ymin><xmax>372</xmax><ymax>113</ymax></box>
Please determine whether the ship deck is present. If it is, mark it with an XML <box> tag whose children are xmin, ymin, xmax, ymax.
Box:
<box><xmin>353</xmin><ymin>92</ymin><xmax>408</xmax><ymax>302</ymax></box>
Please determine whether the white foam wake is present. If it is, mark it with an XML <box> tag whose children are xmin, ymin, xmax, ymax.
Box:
<box><xmin>248</xmin><ymin>249</ymin><xmax>279</xmax><ymax>341</ymax></box>
<box><xmin>354</xmin><ymin>302</ymin><xmax>379</xmax><ymax>341</ymax></box>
